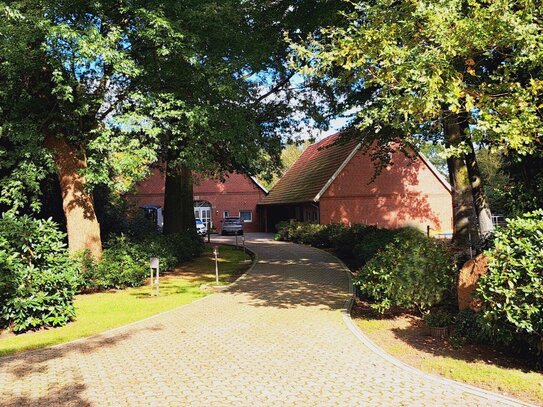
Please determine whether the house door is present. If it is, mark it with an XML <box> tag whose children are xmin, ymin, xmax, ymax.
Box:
<box><xmin>194</xmin><ymin>200</ymin><xmax>212</xmax><ymax>230</ymax></box>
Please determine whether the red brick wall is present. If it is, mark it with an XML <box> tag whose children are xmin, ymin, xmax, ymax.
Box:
<box><xmin>127</xmin><ymin>170</ymin><xmax>266</xmax><ymax>233</ymax></box>
<box><xmin>320</xmin><ymin>150</ymin><xmax>453</xmax><ymax>233</ymax></box>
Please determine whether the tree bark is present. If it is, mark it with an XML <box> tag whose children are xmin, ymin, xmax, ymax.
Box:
<box><xmin>163</xmin><ymin>162</ymin><xmax>196</xmax><ymax>235</ymax></box>
<box><xmin>444</xmin><ymin>112</ymin><xmax>479</xmax><ymax>249</ymax></box>
<box><xmin>463</xmin><ymin>137</ymin><xmax>495</xmax><ymax>240</ymax></box>
<box><xmin>44</xmin><ymin>136</ymin><xmax>102</xmax><ymax>260</ymax></box>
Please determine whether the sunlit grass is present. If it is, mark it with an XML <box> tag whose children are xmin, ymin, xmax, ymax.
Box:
<box><xmin>0</xmin><ymin>245</ymin><xmax>251</xmax><ymax>357</ymax></box>
<box><xmin>355</xmin><ymin>314</ymin><xmax>543</xmax><ymax>405</ymax></box>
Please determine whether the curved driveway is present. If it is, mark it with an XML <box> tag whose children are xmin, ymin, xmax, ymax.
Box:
<box><xmin>0</xmin><ymin>234</ymin><xmax>523</xmax><ymax>406</ymax></box>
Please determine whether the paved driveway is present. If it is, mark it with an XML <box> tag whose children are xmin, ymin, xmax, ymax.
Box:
<box><xmin>0</xmin><ymin>234</ymin><xmax>524</xmax><ymax>406</ymax></box>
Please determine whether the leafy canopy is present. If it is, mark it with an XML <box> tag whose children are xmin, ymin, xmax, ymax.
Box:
<box><xmin>291</xmin><ymin>0</ymin><xmax>543</xmax><ymax>156</ymax></box>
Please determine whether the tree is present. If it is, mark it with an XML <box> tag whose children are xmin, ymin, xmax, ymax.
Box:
<box><xmin>0</xmin><ymin>2</ymin><xmax>169</xmax><ymax>258</ymax></box>
<box><xmin>292</xmin><ymin>0</ymin><xmax>543</xmax><ymax>247</ymax></box>
<box><xmin>137</xmin><ymin>0</ymin><xmax>348</xmax><ymax>234</ymax></box>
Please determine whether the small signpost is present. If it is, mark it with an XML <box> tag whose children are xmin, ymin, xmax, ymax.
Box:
<box><xmin>150</xmin><ymin>257</ymin><xmax>160</xmax><ymax>296</ymax></box>
<box><xmin>213</xmin><ymin>246</ymin><xmax>219</xmax><ymax>286</ymax></box>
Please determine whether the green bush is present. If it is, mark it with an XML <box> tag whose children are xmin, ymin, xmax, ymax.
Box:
<box><xmin>275</xmin><ymin>221</ymin><xmax>347</xmax><ymax>247</ymax></box>
<box><xmin>352</xmin><ymin>227</ymin><xmax>399</xmax><ymax>267</ymax></box>
<box><xmin>453</xmin><ymin>309</ymin><xmax>488</xmax><ymax>344</ymax></box>
<box><xmin>312</xmin><ymin>223</ymin><xmax>347</xmax><ymax>247</ymax></box>
<box><xmin>0</xmin><ymin>216</ymin><xmax>80</xmax><ymax>333</ymax></box>
<box><xmin>354</xmin><ymin>228</ymin><xmax>456</xmax><ymax>314</ymax></box>
<box><xmin>333</xmin><ymin>224</ymin><xmax>373</xmax><ymax>258</ymax></box>
<box><xmin>476</xmin><ymin>210</ymin><xmax>543</xmax><ymax>353</ymax></box>
<box><xmin>424</xmin><ymin>309</ymin><xmax>455</xmax><ymax>327</ymax></box>
<box><xmin>80</xmin><ymin>231</ymin><xmax>203</xmax><ymax>291</ymax></box>
<box><xmin>275</xmin><ymin>221</ymin><xmax>401</xmax><ymax>268</ymax></box>
<box><xmin>275</xmin><ymin>221</ymin><xmax>292</xmax><ymax>241</ymax></box>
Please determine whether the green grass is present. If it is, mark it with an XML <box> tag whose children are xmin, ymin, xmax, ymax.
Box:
<box><xmin>354</xmin><ymin>312</ymin><xmax>543</xmax><ymax>405</ymax></box>
<box><xmin>0</xmin><ymin>245</ymin><xmax>251</xmax><ymax>357</ymax></box>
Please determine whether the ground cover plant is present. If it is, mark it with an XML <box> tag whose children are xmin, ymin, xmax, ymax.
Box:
<box><xmin>0</xmin><ymin>245</ymin><xmax>250</xmax><ymax>356</ymax></box>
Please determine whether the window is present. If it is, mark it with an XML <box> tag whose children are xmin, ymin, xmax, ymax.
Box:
<box><xmin>223</xmin><ymin>211</ymin><xmax>229</xmax><ymax>218</ymax></box>
<box><xmin>239</xmin><ymin>210</ymin><xmax>252</xmax><ymax>222</ymax></box>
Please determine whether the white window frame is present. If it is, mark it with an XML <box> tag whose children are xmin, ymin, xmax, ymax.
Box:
<box><xmin>223</xmin><ymin>211</ymin><xmax>229</xmax><ymax>218</ymax></box>
<box><xmin>239</xmin><ymin>210</ymin><xmax>253</xmax><ymax>223</ymax></box>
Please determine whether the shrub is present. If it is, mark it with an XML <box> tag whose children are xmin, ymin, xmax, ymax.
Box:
<box><xmin>476</xmin><ymin>210</ymin><xmax>543</xmax><ymax>353</ymax></box>
<box><xmin>0</xmin><ymin>216</ymin><xmax>80</xmax><ymax>333</ymax></box>
<box><xmin>80</xmin><ymin>231</ymin><xmax>203</xmax><ymax>291</ymax></box>
<box><xmin>274</xmin><ymin>221</ymin><xmax>328</xmax><ymax>246</ymax></box>
<box><xmin>275</xmin><ymin>221</ymin><xmax>292</xmax><ymax>241</ymax></box>
<box><xmin>312</xmin><ymin>223</ymin><xmax>346</xmax><ymax>248</ymax></box>
<box><xmin>352</xmin><ymin>227</ymin><xmax>399</xmax><ymax>267</ymax></box>
<box><xmin>453</xmin><ymin>309</ymin><xmax>488</xmax><ymax>344</ymax></box>
<box><xmin>354</xmin><ymin>228</ymin><xmax>456</xmax><ymax>314</ymax></box>
<box><xmin>424</xmin><ymin>310</ymin><xmax>454</xmax><ymax>328</ymax></box>
<box><xmin>333</xmin><ymin>224</ymin><xmax>373</xmax><ymax>258</ymax></box>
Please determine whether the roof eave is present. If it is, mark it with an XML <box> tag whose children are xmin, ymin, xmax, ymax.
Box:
<box><xmin>313</xmin><ymin>142</ymin><xmax>362</xmax><ymax>202</ymax></box>
<box><xmin>250</xmin><ymin>176</ymin><xmax>269</xmax><ymax>194</ymax></box>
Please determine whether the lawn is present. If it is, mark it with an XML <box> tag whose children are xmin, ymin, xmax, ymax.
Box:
<box><xmin>0</xmin><ymin>244</ymin><xmax>251</xmax><ymax>357</ymax></box>
<box><xmin>352</xmin><ymin>302</ymin><xmax>543</xmax><ymax>406</ymax></box>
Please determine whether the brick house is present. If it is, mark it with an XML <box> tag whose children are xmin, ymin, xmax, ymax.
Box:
<box><xmin>128</xmin><ymin>169</ymin><xmax>268</xmax><ymax>233</ymax></box>
<box><xmin>258</xmin><ymin>133</ymin><xmax>453</xmax><ymax>234</ymax></box>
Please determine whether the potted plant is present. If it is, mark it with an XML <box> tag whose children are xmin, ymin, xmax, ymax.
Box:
<box><xmin>424</xmin><ymin>310</ymin><xmax>454</xmax><ymax>339</ymax></box>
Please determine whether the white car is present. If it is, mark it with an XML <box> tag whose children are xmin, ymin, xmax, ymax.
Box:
<box><xmin>195</xmin><ymin>218</ymin><xmax>207</xmax><ymax>236</ymax></box>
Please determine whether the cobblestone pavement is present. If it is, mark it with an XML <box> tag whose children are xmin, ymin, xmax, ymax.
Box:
<box><xmin>0</xmin><ymin>234</ymin><xmax>524</xmax><ymax>406</ymax></box>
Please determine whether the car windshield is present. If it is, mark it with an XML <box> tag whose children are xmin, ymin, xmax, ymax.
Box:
<box><xmin>224</xmin><ymin>218</ymin><xmax>240</xmax><ymax>224</ymax></box>
<box><xmin>195</xmin><ymin>219</ymin><xmax>203</xmax><ymax>224</ymax></box>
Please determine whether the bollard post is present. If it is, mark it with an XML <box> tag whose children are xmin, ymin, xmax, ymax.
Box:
<box><xmin>213</xmin><ymin>246</ymin><xmax>219</xmax><ymax>286</ymax></box>
<box><xmin>242</xmin><ymin>235</ymin><xmax>246</xmax><ymax>259</ymax></box>
<box><xmin>150</xmin><ymin>257</ymin><xmax>160</xmax><ymax>296</ymax></box>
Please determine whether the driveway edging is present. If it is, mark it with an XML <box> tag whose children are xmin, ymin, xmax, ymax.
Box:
<box><xmin>319</xmin><ymin>249</ymin><xmax>532</xmax><ymax>407</ymax></box>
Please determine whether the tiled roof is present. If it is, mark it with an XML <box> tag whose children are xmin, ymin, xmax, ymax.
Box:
<box><xmin>260</xmin><ymin>133</ymin><xmax>360</xmax><ymax>205</ymax></box>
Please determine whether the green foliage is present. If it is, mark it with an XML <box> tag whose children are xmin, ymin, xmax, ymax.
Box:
<box><xmin>293</xmin><ymin>0</ymin><xmax>543</xmax><ymax>156</ymax></box>
<box><xmin>332</xmin><ymin>224</ymin><xmax>374</xmax><ymax>259</ymax></box>
<box><xmin>424</xmin><ymin>310</ymin><xmax>455</xmax><ymax>328</ymax></box>
<box><xmin>275</xmin><ymin>221</ymin><xmax>347</xmax><ymax>247</ymax></box>
<box><xmin>275</xmin><ymin>221</ymin><xmax>401</xmax><ymax>267</ymax></box>
<box><xmin>476</xmin><ymin>210</ymin><xmax>543</xmax><ymax>349</ymax></box>
<box><xmin>80</xmin><ymin>231</ymin><xmax>203</xmax><ymax>291</ymax></box>
<box><xmin>352</xmin><ymin>227</ymin><xmax>399</xmax><ymax>267</ymax></box>
<box><xmin>354</xmin><ymin>229</ymin><xmax>456</xmax><ymax>314</ymax></box>
<box><xmin>452</xmin><ymin>309</ymin><xmax>488</xmax><ymax>345</ymax></box>
<box><xmin>312</xmin><ymin>223</ymin><xmax>347</xmax><ymax>248</ymax></box>
<box><xmin>0</xmin><ymin>216</ymin><xmax>79</xmax><ymax>333</ymax></box>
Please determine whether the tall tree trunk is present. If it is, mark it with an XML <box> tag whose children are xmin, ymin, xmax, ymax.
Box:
<box><xmin>444</xmin><ymin>112</ymin><xmax>478</xmax><ymax>249</ymax></box>
<box><xmin>44</xmin><ymin>136</ymin><xmax>102</xmax><ymax>260</ymax></box>
<box><xmin>163</xmin><ymin>162</ymin><xmax>196</xmax><ymax>235</ymax></box>
<box><xmin>463</xmin><ymin>136</ymin><xmax>495</xmax><ymax>240</ymax></box>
